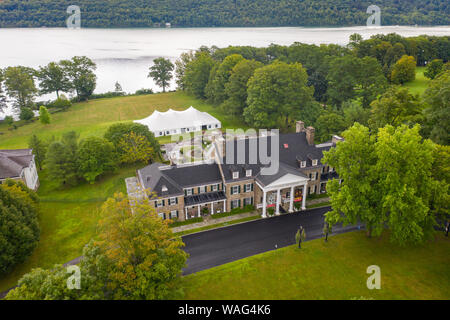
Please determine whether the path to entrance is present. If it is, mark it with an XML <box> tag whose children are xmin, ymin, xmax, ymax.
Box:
<box><xmin>171</xmin><ymin>211</ymin><xmax>260</xmax><ymax>233</ymax></box>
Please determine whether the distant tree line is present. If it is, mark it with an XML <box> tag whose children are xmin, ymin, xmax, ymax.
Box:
<box><xmin>176</xmin><ymin>33</ymin><xmax>449</xmax><ymax>145</ymax></box>
<box><xmin>0</xmin><ymin>0</ymin><xmax>448</xmax><ymax>28</ymax></box>
<box><xmin>0</xmin><ymin>56</ymin><xmax>97</xmax><ymax>121</ymax></box>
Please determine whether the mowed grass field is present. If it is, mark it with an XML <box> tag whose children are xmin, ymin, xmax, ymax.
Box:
<box><xmin>182</xmin><ymin>231</ymin><xmax>450</xmax><ymax>300</ymax></box>
<box><xmin>0</xmin><ymin>91</ymin><xmax>246</xmax><ymax>149</ymax></box>
<box><xmin>404</xmin><ymin>67</ymin><xmax>430</xmax><ymax>96</ymax></box>
<box><xmin>0</xmin><ymin>92</ymin><xmax>236</xmax><ymax>292</ymax></box>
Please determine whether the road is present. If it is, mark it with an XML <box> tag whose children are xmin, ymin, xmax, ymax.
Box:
<box><xmin>182</xmin><ymin>206</ymin><xmax>363</xmax><ymax>275</ymax></box>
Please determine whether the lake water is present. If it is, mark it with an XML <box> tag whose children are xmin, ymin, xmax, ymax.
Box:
<box><xmin>1</xmin><ymin>26</ymin><xmax>449</xmax><ymax>118</ymax></box>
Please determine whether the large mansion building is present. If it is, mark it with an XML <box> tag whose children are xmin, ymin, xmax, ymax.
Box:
<box><xmin>137</xmin><ymin>121</ymin><xmax>342</xmax><ymax>220</ymax></box>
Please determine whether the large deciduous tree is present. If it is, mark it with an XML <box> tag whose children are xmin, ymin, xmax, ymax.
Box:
<box><xmin>37</xmin><ymin>62</ymin><xmax>71</xmax><ymax>99</ymax></box>
<box><xmin>326</xmin><ymin>55</ymin><xmax>386</xmax><ymax>108</ymax></box>
<box><xmin>424</xmin><ymin>59</ymin><xmax>444</xmax><ymax>80</ymax></box>
<box><xmin>0</xmin><ymin>180</ymin><xmax>40</xmax><ymax>275</ymax></box>
<box><xmin>368</xmin><ymin>86</ymin><xmax>423</xmax><ymax>130</ymax></box>
<box><xmin>314</xmin><ymin>110</ymin><xmax>347</xmax><ymax>143</ymax></box>
<box><xmin>77</xmin><ymin>136</ymin><xmax>117</xmax><ymax>183</ymax></box>
<box><xmin>324</xmin><ymin>123</ymin><xmax>441</xmax><ymax>245</ymax></box>
<box><xmin>3</xmin><ymin>66</ymin><xmax>37</xmax><ymax>111</ymax></box>
<box><xmin>117</xmin><ymin>132</ymin><xmax>153</xmax><ymax>164</ymax></box>
<box><xmin>205</xmin><ymin>54</ymin><xmax>244</xmax><ymax>105</ymax></box>
<box><xmin>60</xmin><ymin>56</ymin><xmax>97</xmax><ymax>101</ymax></box>
<box><xmin>222</xmin><ymin>59</ymin><xmax>263</xmax><ymax>116</ymax></box>
<box><xmin>96</xmin><ymin>193</ymin><xmax>188</xmax><ymax>299</ymax></box>
<box><xmin>390</xmin><ymin>55</ymin><xmax>416</xmax><ymax>84</ymax></box>
<box><xmin>6</xmin><ymin>193</ymin><xmax>187</xmax><ymax>300</ymax></box>
<box><xmin>148</xmin><ymin>58</ymin><xmax>174</xmax><ymax>93</ymax></box>
<box><xmin>175</xmin><ymin>51</ymin><xmax>195</xmax><ymax>91</ymax></box>
<box><xmin>244</xmin><ymin>61</ymin><xmax>316</xmax><ymax>129</ymax></box>
<box><xmin>183</xmin><ymin>51</ymin><xmax>215</xmax><ymax>98</ymax></box>
<box><xmin>45</xmin><ymin>131</ymin><xmax>79</xmax><ymax>186</ymax></box>
<box><xmin>423</xmin><ymin>70</ymin><xmax>449</xmax><ymax>145</ymax></box>
<box><xmin>104</xmin><ymin>122</ymin><xmax>160</xmax><ymax>159</ymax></box>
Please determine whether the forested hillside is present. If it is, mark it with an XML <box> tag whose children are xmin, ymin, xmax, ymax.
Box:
<box><xmin>0</xmin><ymin>0</ymin><xmax>448</xmax><ymax>28</ymax></box>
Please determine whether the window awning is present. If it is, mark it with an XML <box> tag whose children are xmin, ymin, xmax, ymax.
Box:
<box><xmin>184</xmin><ymin>191</ymin><xmax>226</xmax><ymax>206</ymax></box>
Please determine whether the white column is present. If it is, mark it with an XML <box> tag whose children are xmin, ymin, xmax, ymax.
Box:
<box><xmin>185</xmin><ymin>207</ymin><xmax>188</xmax><ymax>220</ymax></box>
<box><xmin>262</xmin><ymin>190</ymin><xmax>267</xmax><ymax>218</ymax></box>
<box><xmin>275</xmin><ymin>189</ymin><xmax>281</xmax><ymax>215</ymax></box>
<box><xmin>198</xmin><ymin>205</ymin><xmax>201</xmax><ymax>217</ymax></box>
<box><xmin>223</xmin><ymin>199</ymin><xmax>226</xmax><ymax>212</ymax></box>
<box><xmin>289</xmin><ymin>185</ymin><xmax>294</xmax><ymax>213</ymax></box>
<box><xmin>211</xmin><ymin>202</ymin><xmax>214</xmax><ymax>215</ymax></box>
<box><xmin>302</xmin><ymin>183</ymin><xmax>307</xmax><ymax>210</ymax></box>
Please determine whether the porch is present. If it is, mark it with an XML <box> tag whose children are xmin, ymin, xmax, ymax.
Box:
<box><xmin>184</xmin><ymin>191</ymin><xmax>227</xmax><ymax>219</ymax></box>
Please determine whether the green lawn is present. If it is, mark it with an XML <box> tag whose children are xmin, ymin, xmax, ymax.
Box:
<box><xmin>0</xmin><ymin>165</ymin><xmax>140</xmax><ymax>292</ymax></box>
<box><xmin>0</xmin><ymin>92</ymin><xmax>245</xmax><ymax>149</ymax></box>
<box><xmin>0</xmin><ymin>91</ymin><xmax>245</xmax><ymax>292</ymax></box>
<box><xmin>182</xmin><ymin>231</ymin><xmax>450</xmax><ymax>300</ymax></box>
<box><xmin>404</xmin><ymin>67</ymin><xmax>430</xmax><ymax>96</ymax></box>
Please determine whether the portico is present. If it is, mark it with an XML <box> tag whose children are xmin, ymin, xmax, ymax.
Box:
<box><xmin>255</xmin><ymin>172</ymin><xmax>309</xmax><ymax>218</ymax></box>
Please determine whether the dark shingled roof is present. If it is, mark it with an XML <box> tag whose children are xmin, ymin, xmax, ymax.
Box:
<box><xmin>0</xmin><ymin>149</ymin><xmax>33</xmax><ymax>179</ymax></box>
<box><xmin>137</xmin><ymin>132</ymin><xmax>337</xmax><ymax>196</ymax></box>
<box><xmin>137</xmin><ymin>162</ymin><xmax>222</xmax><ymax>197</ymax></box>
<box><xmin>221</xmin><ymin>132</ymin><xmax>329</xmax><ymax>183</ymax></box>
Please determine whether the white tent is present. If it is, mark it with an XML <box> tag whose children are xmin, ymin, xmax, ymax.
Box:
<box><xmin>134</xmin><ymin>106</ymin><xmax>221</xmax><ymax>137</ymax></box>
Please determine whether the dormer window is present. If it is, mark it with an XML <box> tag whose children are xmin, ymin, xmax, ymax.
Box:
<box><xmin>246</xmin><ymin>169</ymin><xmax>252</xmax><ymax>177</ymax></box>
<box><xmin>300</xmin><ymin>161</ymin><xmax>306</xmax><ymax>168</ymax></box>
<box><xmin>162</xmin><ymin>185</ymin><xmax>168</xmax><ymax>192</ymax></box>
<box><xmin>233</xmin><ymin>171</ymin><xmax>239</xmax><ymax>179</ymax></box>
<box><xmin>312</xmin><ymin>159</ymin><xmax>318</xmax><ymax>166</ymax></box>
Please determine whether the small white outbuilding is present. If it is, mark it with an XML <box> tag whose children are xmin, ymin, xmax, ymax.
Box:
<box><xmin>134</xmin><ymin>106</ymin><xmax>221</xmax><ymax>137</ymax></box>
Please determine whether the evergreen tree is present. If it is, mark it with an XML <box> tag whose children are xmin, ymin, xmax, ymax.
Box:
<box><xmin>39</xmin><ymin>105</ymin><xmax>51</xmax><ymax>124</ymax></box>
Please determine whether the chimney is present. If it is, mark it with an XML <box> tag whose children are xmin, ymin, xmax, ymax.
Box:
<box><xmin>306</xmin><ymin>126</ymin><xmax>315</xmax><ymax>145</ymax></box>
<box><xmin>296</xmin><ymin>120</ymin><xmax>305</xmax><ymax>133</ymax></box>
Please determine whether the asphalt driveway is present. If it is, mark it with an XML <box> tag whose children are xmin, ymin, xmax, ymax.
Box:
<box><xmin>182</xmin><ymin>206</ymin><xmax>362</xmax><ymax>274</ymax></box>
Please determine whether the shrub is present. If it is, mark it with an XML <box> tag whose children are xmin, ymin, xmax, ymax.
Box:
<box><xmin>3</xmin><ymin>115</ymin><xmax>14</xmax><ymax>126</ymax></box>
<box><xmin>48</xmin><ymin>97</ymin><xmax>72</xmax><ymax>110</ymax></box>
<box><xmin>169</xmin><ymin>217</ymin><xmax>203</xmax><ymax>228</ymax></box>
<box><xmin>134</xmin><ymin>88</ymin><xmax>154</xmax><ymax>95</ymax></box>
<box><xmin>19</xmin><ymin>107</ymin><xmax>34</xmax><ymax>121</ymax></box>
<box><xmin>212</xmin><ymin>205</ymin><xmax>255</xmax><ymax>219</ymax></box>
